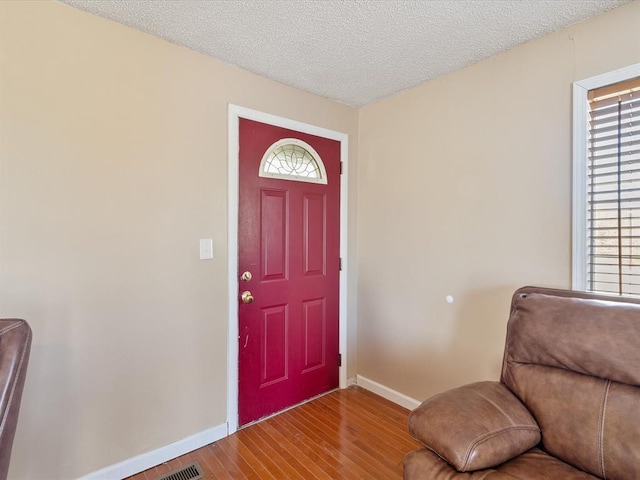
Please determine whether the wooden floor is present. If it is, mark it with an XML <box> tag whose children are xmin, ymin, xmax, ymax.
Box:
<box><xmin>127</xmin><ymin>386</ymin><xmax>420</xmax><ymax>480</ymax></box>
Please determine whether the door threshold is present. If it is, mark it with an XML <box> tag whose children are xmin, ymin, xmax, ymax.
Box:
<box><xmin>238</xmin><ymin>387</ymin><xmax>341</xmax><ymax>430</ymax></box>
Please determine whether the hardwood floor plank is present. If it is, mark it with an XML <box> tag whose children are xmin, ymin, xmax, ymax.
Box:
<box><xmin>305</xmin><ymin>400</ymin><xmax>407</xmax><ymax>473</ymax></box>
<box><xmin>254</xmin><ymin>422</ymin><xmax>327</xmax><ymax>480</ymax></box>
<box><xmin>295</xmin><ymin>405</ymin><xmax>390</xmax><ymax>478</ymax></box>
<box><xmin>285</xmin><ymin>407</ymin><xmax>378</xmax><ymax>479</ymax></box>
<box><xmin>198</xmin><ymin>445</ymin><xmax>235</xmax><ymax>480</ymax></box>
<box><xmin>175</xmin><ymin>451</ymin><xmax>198</xmax><ymax>467</ymax></box>
<box><xmin>318</xmin><ymin>391</ymin><xmax>418</xmax><ymax>455</ymax></box>
<box><xmin>127</xmin><ymin>386</ymin><xmax>417</xmax><ymax>480</ymax></box>
<box><xmin>328</xmin><ymin>390</ymin><xmax>419</xmax><ymax>452</ymax></box>
<box><xmin>249</xmin><ymin>422</ymin><xmax>318</xmax><ymax>479</ymax></box>
<box><xmin>265</xmin><ymin>414</ymin><xmax>344</xmax><ymax>479</ymax></box>
<box><xmin>190</xmin><ymin>448</ymin><xmax>222</xmax><ymax>477</ymax></box>
<box><xmin>213</xmin><ymin>438</ymin><xmax>259</xmax><ymax>479</ymax></box>
<box><xmin>236</xmin><ymin>429</ymin><xmax>287</xmax><ymax>480</ymax></box>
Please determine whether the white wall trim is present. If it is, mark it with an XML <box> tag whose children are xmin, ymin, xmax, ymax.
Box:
<box><xmin>356</xmin><ymin>375</ymin><xmax>421</xmax><ymax>411</ymax></box>
<box><xmin>227</xmin><ymin>105</ymin><xmax>350</xmax><ymax>435</ymax></box>
<box><xmin>79</xmin><ymin>423</ymin><xmax>227</xmax><ymax>480</ymax></box>
<box><xmin>572</xmin><ymin>63</ymin><xmax>640</xmax><ymax>291</ymax></box>
<box><xmin>571</xmin><ymin>81</ymin><xmax>588</xmax><ymax>291</ymax></box>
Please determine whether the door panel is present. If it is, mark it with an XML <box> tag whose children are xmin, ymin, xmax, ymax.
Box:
<box><xmin>238</xmin><ymin>118</ymin><xmax>340</xmax><ymax>426</ymax></box>
<box><xmin>303</xmin><ymin>194</ymin><xmax>326</xmax><ymax>276</ymax></box>
<box><xmin>260</xmin><ymin>304</ymin><xmax>288</xmax><ymax>386</ymax></box>
<box><xmin>261</xmin><ymin>190</ymin><xmax>288</xmax><ymax>280</ymax></box>
<box><xmin>302</xmin><ymin>298</ymin><xmax>326</xmax><ymax>372</ymax></box>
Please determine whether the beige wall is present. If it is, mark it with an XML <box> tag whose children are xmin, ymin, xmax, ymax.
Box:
<box><xmin>357</xmin><ymin>2</ymin><xmax>640</xmax><ymax>401</ymax></box>
<box><xmin>0</xmin><ymin>1</ymin><xmax>358</xmax><ymax>478</ymax></box>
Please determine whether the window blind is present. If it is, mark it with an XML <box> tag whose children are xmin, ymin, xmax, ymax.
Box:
<box><xmin>587</xmin><ymin>77</ymin><xmax>640</xmax><ymax>295</ymax></box>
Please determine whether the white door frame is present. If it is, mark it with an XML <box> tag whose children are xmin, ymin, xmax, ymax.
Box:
<box><xmin>227</xmin><ymin>105</ymin><xmax>349</xmax><ymax>434</ymax></box>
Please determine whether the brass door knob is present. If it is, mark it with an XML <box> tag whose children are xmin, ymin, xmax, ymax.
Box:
<box><xmin>241</xmin><ymin>291</ymin><xmax>254</xmax><ymax>304</ymax></box>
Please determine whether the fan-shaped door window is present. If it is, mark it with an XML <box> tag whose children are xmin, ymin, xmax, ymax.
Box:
<box><xmin>259</xmin><ymin>138</ymin><xmax>328</xmax><ymax>184</ymax></box>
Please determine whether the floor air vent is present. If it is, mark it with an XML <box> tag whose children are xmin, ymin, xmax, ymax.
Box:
<box><xmin>155</xmin><ymin>462</ymin><xmax>204</xmax><ymax>480</ymax></box>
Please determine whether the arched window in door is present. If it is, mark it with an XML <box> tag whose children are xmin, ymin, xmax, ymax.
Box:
<box><xmin>259</xmin><ymin>138</ymin><xmax>328</xmax><ymax>184</ymax></box>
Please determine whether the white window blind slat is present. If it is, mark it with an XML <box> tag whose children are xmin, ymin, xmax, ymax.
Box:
<box><xmin>587</xmin><ymin>77</ymin><xmax>640</xmax><ymax>295</ymax></box>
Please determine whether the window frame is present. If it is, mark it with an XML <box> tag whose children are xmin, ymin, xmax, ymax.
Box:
<box><xmin>572</xmin><ymin>63</ymin><xmax>640</xmax><ymax>292</ymax></box>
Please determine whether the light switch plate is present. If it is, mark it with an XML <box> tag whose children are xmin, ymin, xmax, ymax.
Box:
<box><xmin>199</xmin><ymin>239</ymin><xmax>213</xmax><ymax>260</ymax></box>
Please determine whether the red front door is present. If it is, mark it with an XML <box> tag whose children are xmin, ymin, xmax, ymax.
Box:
<box><xmin>238</xmin><ymin>118</ymin><xmax>340</xmax><ymax>426</ymax></box>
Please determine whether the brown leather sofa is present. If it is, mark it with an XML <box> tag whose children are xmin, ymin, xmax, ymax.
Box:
<box><xmin>404</xmin><ymin>286</ymin><xmax>640</xmax><ymax>480</ymax></box>
<box><xmin>0</xmin><ymin>319</ymin><xmax>31</xmax><ymax>480</ymax></box>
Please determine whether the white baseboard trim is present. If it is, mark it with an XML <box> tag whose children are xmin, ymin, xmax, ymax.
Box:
<box><xmin>356</xmin><ymin>375</ymin><xmax>421</xmax><ymax>411</ymax></box>
<box><xmin>80</xmin><ymin>423</ymin><xmax>228</xmax><ymax>480</ymax></box>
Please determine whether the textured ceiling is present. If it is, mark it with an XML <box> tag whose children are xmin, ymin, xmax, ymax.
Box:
<box><xmin>59</xmin><ymin>0</ymin><xmax>631</xmax><ymax>107</ymax></box>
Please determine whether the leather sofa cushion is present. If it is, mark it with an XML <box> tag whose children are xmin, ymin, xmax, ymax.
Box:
<box><xmin>505</xmin><ymin>364</ymin><xmax>640</xmax><ymax>480</ymax></box>
<box><xmin>404</xmin><ymin>448</ymin><xmax>600</xmax><ymax>480</ymax></box>
<box><xmin>408</xmin><ymin>382</ymin><xmax>540</xmax><ymax>472</ymax></box>
<box><xmin>504</xmin><ymin>292</ymin><xmax>640</xmax><ymax>387</ymax></box>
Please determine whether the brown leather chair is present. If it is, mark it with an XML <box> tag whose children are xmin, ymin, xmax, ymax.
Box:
<box><xmin>0</xmin><ymin>319</ymin><xmax>31</xmax><ymax>480</ymax></box>
<box><xmin>405</xmin><ymin>287</ymin><xmax>640</xmax><ymax>480</ymax></box>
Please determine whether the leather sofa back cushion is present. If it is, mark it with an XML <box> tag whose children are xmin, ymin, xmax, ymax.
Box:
<box><xmin>504</xmin><ymin>292</ymin><xmax>640</xmax><ymax>386</ymax></box>
<box><xmin>506</xmin><ymin>364</ymin><xmax>640</xmax><ymax>480</ymax></box>
<box><xmin>503</xmin><ymin>292</ymin><xmax>640</xmax><ymax>480</ymax></box>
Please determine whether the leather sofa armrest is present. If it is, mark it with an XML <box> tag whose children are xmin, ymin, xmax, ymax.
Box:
<box><xmin>408</xmin><ymin>381</ymin><xmax>540</xmax><ymax>472</ymax></box>
<box><xmin>0</xmin><ymin>319</ymin><xmax>32</xmax><ymax>480</ymax></box>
